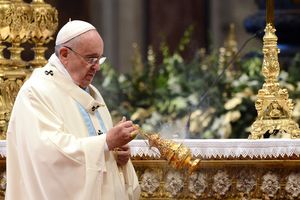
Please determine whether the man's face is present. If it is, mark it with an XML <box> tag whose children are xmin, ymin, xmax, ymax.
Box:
<box><xmin>61</xmin><ymin>30</ymin><xmax>104</xmax><ymax>88</ymax></box>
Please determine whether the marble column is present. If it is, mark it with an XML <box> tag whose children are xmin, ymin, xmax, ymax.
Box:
<box><xmin>89</xmin><ymin>0</ymin><xmax>145</xmax><ymax>72</ymax></box>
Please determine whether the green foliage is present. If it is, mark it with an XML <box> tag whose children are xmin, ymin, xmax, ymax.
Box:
<box><xmin>94</xmin><ymin>39</ymin><xmax>300</xmax><ymax>139</ymax></box>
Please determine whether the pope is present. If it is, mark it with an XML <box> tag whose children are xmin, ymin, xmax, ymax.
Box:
<box><xmin>5</xmin><ymin>20</ymin><xmax>140</xmax><ymax>200</ymax></box>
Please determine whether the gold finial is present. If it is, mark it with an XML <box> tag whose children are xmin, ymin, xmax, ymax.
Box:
<box><xmin>249</xmin><ymin>24</ymin><xmax>300</xmax><ymax>139</ymax></box>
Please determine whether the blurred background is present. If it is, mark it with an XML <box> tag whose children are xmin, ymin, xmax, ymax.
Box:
<box><xmin>39</xmin><ymin>0</ymin><xmax>300</xmax><ymax>139</ymax></box>
<box><xmin>43</xmin><ymin>0</ymin><xmax>262</xmax><ymax>71</ymax></box>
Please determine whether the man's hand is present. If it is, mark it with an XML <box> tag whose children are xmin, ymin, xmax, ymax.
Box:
<box><xmin>106</xmin><ymin>117</ymin><xmax>138</xmax><ymax>150</ymax></box>
<box><xmin>114</xmin><ymin>145</ymin><xmax>131</xmax><ymax>166</ymax></box>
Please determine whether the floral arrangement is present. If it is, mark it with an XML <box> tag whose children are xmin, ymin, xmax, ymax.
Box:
<box><xmin>94</xmin><ymin>30</ymin><xmax>300</xmax><ymax>139</ymax></box>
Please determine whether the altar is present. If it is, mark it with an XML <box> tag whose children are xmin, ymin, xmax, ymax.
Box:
<box><xmin>129</xmin><ymin>139</ymin><xmax>300</xmax><ymax>199</ymax></box>
<box><xmin>0</xmin><ymin>139</ymin><xmax>299</xmax><ymax>199</ymax></box>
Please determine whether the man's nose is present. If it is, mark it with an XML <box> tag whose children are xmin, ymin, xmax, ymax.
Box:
<box><xmin>91</xmin><ymin>63</ymin><xmax>100</xmax><ymax>71</ymax></box>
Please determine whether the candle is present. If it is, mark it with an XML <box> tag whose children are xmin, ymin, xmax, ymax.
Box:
<box><xmin>266</xmin><ymin>0</ymin><xmax>274</xmax><ymax>25</ymax></box>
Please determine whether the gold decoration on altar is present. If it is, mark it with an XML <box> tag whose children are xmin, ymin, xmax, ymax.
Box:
<box><xmin>133</xmin><ymin>158</ymin><xmax>300</xmax><ymax>199</ymax></box>
<box><xmin>0</xmin><ymin>0</ymin><xmax>58</xmax><ymax>138</ymax></box>
<box><xmin>137</xmin><ymin>127</ymin><xmax>200</xmax><ymax>173</ymax></box>
<box><xmin>249</xmin><ymin>24</ymin><xmax>300</xmax><ymax>139</ymax></box>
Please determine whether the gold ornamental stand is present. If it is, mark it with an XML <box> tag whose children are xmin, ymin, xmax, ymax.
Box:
<box><xmin>249</xmin><ymin>0</ymin><xmax>300</xmax><ymax>139</ymax></box>
<box><xmin>0</xmin><ymin>0</ymin><xmax>58</xmax><ymax>139</ymax></box>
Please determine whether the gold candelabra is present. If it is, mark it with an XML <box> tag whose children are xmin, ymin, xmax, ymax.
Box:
<box><xmin>0</xmin><ymin>0</ymin><xmax>58</xmax><ymax>138</ymax></box>
<box><xmin>137</xmin><ymin>128</ymin><xmax>200</xmax><ymax>173</ymax></box>
<box><xmin>249</xmin><ymin>24</ymin><xmax>300</xmax><ymax>139</ymax></box>
<box><xmin>219</xmin><ymin>23</ymin><xmax>238</xmax><ymax>80</ymax></box>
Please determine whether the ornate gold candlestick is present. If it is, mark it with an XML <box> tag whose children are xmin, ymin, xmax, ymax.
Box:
<box><xmin>6</xmin><ymin>0</ymin><xmax>32</xmax><ymax>68</ymax></box>
<box><xmin>249</xmin><ymin>24</ymin><xmax>300</xmax><ymax>139</ymax></box>
<box><xmin>138</xmin><ymin>128</ymin><xmax>200</xmax><ymax>173</ymax></box>
<box><xmin>0</xmin><ymin>0</ymin><xmax>57</xmax><ymax>138</ymax></box>
<box><xmin>0</xmin><ymin>0</ymin><xmax>11</xmax><ymax>67</ymax></box>
<box><xmin>0</xmin><ymin>0</ymin><xmax>31</xmax><ymax>137</ymax></box>
<box><xmin>29</xmin><ymin>0</ymin><xmax>58</xmax><ymax>68</ymax></box>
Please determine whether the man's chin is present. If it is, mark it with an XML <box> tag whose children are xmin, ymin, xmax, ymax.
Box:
<box><xmin>80</xmin><ymin>80</ymin><xmax>93</xmax><ymax>88</ymax></box>
<box><xmin>85</xmin><ymin>75</ymin><xmax>94</xmax><ymax>82</ymax></box>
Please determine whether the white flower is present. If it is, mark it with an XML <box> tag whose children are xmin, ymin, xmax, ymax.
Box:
<box><xmin>130</xmin><ymin>107</ymin><xmax>151</xmax><ymax>121</ymax></box>
<box><xmin>293</xmin><ymin>99</ymin><xmax>300</xmax><ymax>119</ymax></box>
<box><xmin>118</xmin><ymin>74</ymin><xmax>127</xmax><ymax>83</ymax></box>
<box><xmin>188</xmin><ymin>172</ymin><xmax>207</xmax><ymax>197</ymax></box>
<box><xmin>235</xmin><ymin>88</ymin><xmax>254</xmax><ymax>98</ymax></box>
<box><xmin>232</xmin><ymin>74</ymin><xmax>249</xmax><ymax>87</ymax></box>
<box><xmin>248</xmin><ymin>80</ymin><xmax>260</xmax><ymax>87</ymax></box>
<box><xmin>280</xmin><ymin>82</ymin><xmax>295</xmax><ymax>92</ymax></box>
<box><xmin>278</xmin><ymin>71</ymin><xmax>289</xmax><ymax>81</ymax></box>
<box><xmin>261</xmin><ymin>172</ymin><xmax>280</xmax><ymax>198</ymax></box>
<box><xmin>164</xmin><ymin>170</ymin><xmax>184</xmax><ymax>197</ymax></box>
<box><xmin>296</xmin><ymin>82</ymin><xmax>300</xmax><ymax>92</ymax></box>
<box><xmin>187</xmin><ymin>93</ymin><xmax>199</xmax><ymax>106</ymax></box>
<box><xmin>189</xmin><ymin>108</ymin><xmax>215</xmax><ymax>134</ymax></box>
<box><xmin>224</xmin><ymin>110</ymin><xmax>241</xmax><ymax>123</ymax></box>
<box><xmin>102</xmin><ymin>75</ymin><xmax>112</xmax><ymax>88</ymax></box>
<box><xmin>224</xmin><ymin>97</ymin><xmax>242</xmax><ymax>110</ymax></box>
<box><xmin>167</xmin><ymin>76</ymin><xmax>182</xmax><ymax>94</ymax></box>
<box><xmin>285</xmin><ymin>173</ymin><xmax>300</xmax><ymax>198</ymax></box>
<box><xmin>211</xmin><ymin>115</ymin><xmax>232</xmax><ymax>138</ymax></box>
<box><xmin>210</xmin><ymin>115</ymin><xmax>224</xmax><ymax>131</ymax></box>
<box><xmin>140</xmin><ymin>169</ymin><xmax>160</xmax><ymax>195</ymax></box>
<box><xmin>169</xmin><ymin>97</ymin><xmax>188</xmax><ymax>110</ymax></box>
<box><xmin>217</xmin><ymin>123</ymin><xmax>232</xmax><ymax>139</ymax></box>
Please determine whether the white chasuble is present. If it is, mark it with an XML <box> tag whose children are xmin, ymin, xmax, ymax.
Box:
<box><xmin>6</xmin><ymin>60</ymin><xmax>140</xmax><ymax>200</ymax></box>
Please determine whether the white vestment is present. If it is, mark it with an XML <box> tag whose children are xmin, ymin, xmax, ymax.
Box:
<box><xmin>6</xmin><ymin>57</ymin><xmax>140</xmax><ymax>200</ymax></box>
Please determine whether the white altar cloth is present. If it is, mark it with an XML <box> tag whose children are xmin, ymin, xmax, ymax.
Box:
<box><xmin>0</xmin><ymin>139</ymin><xmax>300</xmax><ymax>159</ymax></box>
<box><xmin>129</xmin><ymin>139</ymin><xmax>300</xmax><ymax>159</ymax></box>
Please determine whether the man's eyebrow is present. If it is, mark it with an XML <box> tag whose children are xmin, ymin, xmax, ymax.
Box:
<box><xmin>85</xmin><ymin>53</ymin><xmax>101</xmax><ymax>57</ymax></box>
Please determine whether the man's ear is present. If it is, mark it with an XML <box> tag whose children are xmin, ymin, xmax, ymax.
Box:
<box><xmin>60</xmin><ymin>47</ymin><xmax>68</xmax><ymax>58</ymax></box>
<box><xmin>59</xmin><ymin>47</ymin><xmax>68</xmax><ymax>64</ymax></box>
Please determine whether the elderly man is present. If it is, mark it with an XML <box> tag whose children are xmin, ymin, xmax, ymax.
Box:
<box><xmin>6</xmin><ymin>20</ymin><xmax>140</xmax><ymax>200</ymax></box>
